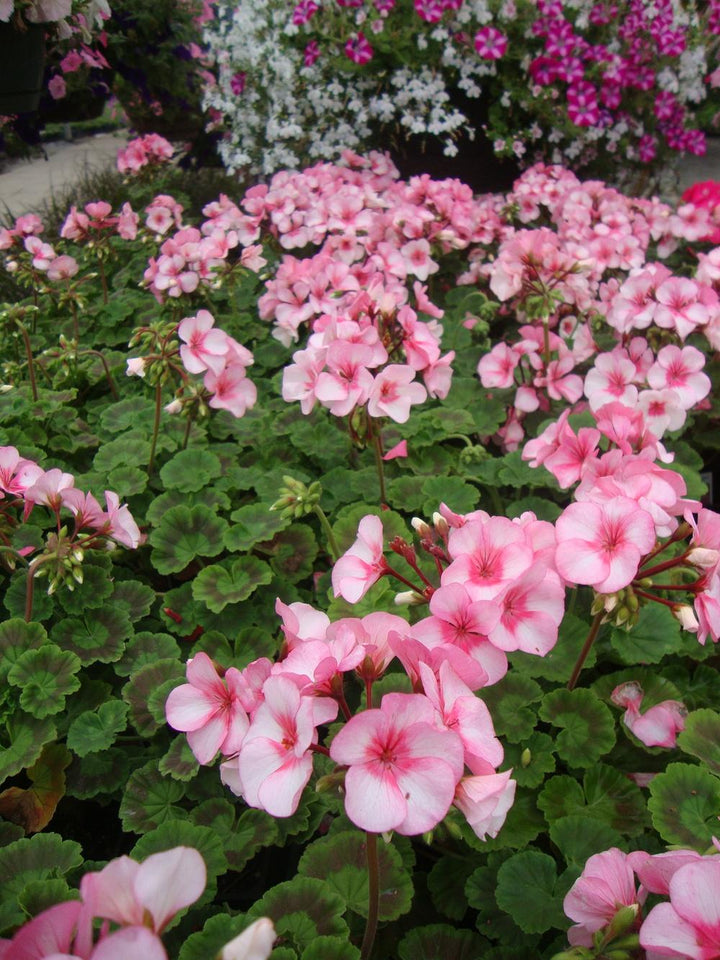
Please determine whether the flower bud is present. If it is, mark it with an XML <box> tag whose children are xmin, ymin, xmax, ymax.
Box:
<box><xmin>432</xmin><ymin>512</ymin><xmax>449</xmax><ymax>537</ymax></box>
<box><xmin>411</xmin><ymin>517</ymin><xmax>431</xmax><ymax>538</ymax></box>
<box><xmin>687</xmin><ymin>547</ymin><xmax>720</xmax><ymax>570</ymax></box>
<box><xmin>394</xmin><ymin>590</ymin><xmax>425</xmax><ymax>606</ymax></box>
<box><xmin>673</xmin><ymin>604</ymin><xmax>699</xmax><ymax>632</ymax></box>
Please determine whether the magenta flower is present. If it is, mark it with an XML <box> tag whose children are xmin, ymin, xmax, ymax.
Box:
<box><xmin>329</xmin><ymin>692</ymin><xmax>464</xmax><ymax>835</ymax></box>
<box><xmin>332</xmin><ymin>514</ymin><xmax>388</xmax><ymax>603</ymax></box>
<box><xmin>474</xmin><ymin>26</ymin><xmax>508</xmax><ymax>60</ymax></box>
<box><xmin>555</xmin><ymin>496</ymin><xmax>656</xmax><ymax>594</ymax></box>
<box><xmin>344</xmin><ymin>32</ymin><xmax>373</xmax><ymax>65</ymax></box>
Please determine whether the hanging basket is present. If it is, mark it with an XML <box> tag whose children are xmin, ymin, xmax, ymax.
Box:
<box><xmin>0</xmin><ymin>20</ymin><xmax>46</xmax><ymax>115</ymax></box>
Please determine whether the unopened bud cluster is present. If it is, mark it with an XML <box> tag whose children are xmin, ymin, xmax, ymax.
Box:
<box><xmin>270</xmin><ymin>476</ymin><xmax>322</xmax><ymax>519</ymax></box>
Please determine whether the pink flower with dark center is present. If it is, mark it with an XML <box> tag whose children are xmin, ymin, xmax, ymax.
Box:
<box><xmin>344</xmin><ymin>32</ymin><xmax>373</xmax><ymax>64</ymax></box>
<box><xmin>367</xmin><ymin>365</ymin><xmax>427</xmax><ymax>423</ymax></box>
<box><xmin>474</xmin><ymin>26</ymin><xmax>508</xmax><ymax>59</ymax></box>
<box><xmin>178</xmin><ymin>309</ymin><xmax>229</xmax><ymax>375</ymax></box>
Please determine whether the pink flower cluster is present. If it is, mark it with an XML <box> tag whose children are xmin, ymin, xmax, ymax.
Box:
<box><xmin>564</xmin><ymin>845</ymin><xmax>720</xmax><ymax>958</ymax></box>
<box><xmin>0</xmin><ymin>445</ymin><xmax>142</xmax><ymax>551</ymax></box>
<box><xmin>166</xmin><ymin>582</ymin><xmax>517</xmax><ymax>840</ymax></box>
<box><xmin>0</xmin><ymin>845</ymin><xmax>276</xmax><ymax>960</ymax></box>
<box><xmin>117</xmin><ymin>133</ymin><xmax>174</xmax><ymax>175</ymax></box>
<box><xmin>177</xmin><ymin>309</ymin><xmax>257</xmax><ymax>418</ymax></box>
<box><xmin>610</xmin><ymin>681</ymin><xmax>686</xmax><ymax>748</ymax></box>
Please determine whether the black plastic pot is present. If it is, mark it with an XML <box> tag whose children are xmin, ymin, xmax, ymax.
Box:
<box><xmin>0</xmin><ymin>20</ymin><xmax>46</xmax><ymax>115</ymax></box>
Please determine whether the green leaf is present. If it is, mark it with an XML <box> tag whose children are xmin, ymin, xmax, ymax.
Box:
<box><xmin>149</xmin><ymin>505</ymin><xmax>229</xmax><ymax>574</ymax></box>
<box><xmin>178</xmin><ymin>915</ymin><xmax>261</xmax><ymax>960</ymax></box>
<box><xmin>537</xmin><ymin>776</ymin><xmax>585</xmax><ymax>823</ymax></box>
<box><xmin>192</xmin><ymin>557</ymin><xmax>273</xmax><ymax>613</ymax></box>
<box><xmin>159</xmin><ymin>737</ymin><xmax>200</xmax><ymax>782</ymax></box>
<box><xmin>610</xmin><ymin>603</ymin><xmax>683</xmax><ymax>665</ymax></box>
<box><xmin>677</xmin><ymin>709</ymin><xmax>720</xmax><ymax>776</ymax></box>
<box><xmin>0</xmin><ymin>619</ymin><xmax>48</xmax><ymax>683</ymax></box>
<box><xmin>480</xmin><ymin>676</ymin><xmax>543</xmax><ymax>743</ymax></box>
<box><xmin>66</xmin><ymin>700</ymin><xmax>129</xmax><ymax>757</ymax></box>
<box><xmin>160</xmin><ymin>448</ymin><xmax>223</xmax><ymax>492</ymax></box>
<box><xmin>539</xmin><ymin>688</ymin><xmax>615</xmax><ymax>767</ymax></box>
<box><xmin>226</xmin><ymin>502</ymin><xmax>291</xmax><ymax>551</ymax></box>
<box><xmin>106</xmin><ymin>464</ymin><xmax>148</xmax><ymax>497</ymax></box>
<box><xmin>427</xmin><ymin>856</ymin><xmax>475</xmax><ymax>922</ymax></box>
<box><xmin>7</xmin><ymin>646</ymin><xmax>82</xmax><ymax>719</ymax></box>
<box><xmin>111</xmin><ymin>580</ymin><xmax>156</xmax><ymax>621</ymax></box>
<box><xmin>298</xmin><ymin>832</ymin><xmax>412</xmax><ymax>921</ymax></box>
<box><xmin>147</xmin><ymin>488</ymin><xmax>231</xmax><ymax>525</ymax></box>
<box><xmin>385</xmin><ymin>475</ymin><xmax>426</xmax><ymax>514</ymax></box>
<box><xmin>549</xmin><ymin>816</ymin><xmax>623</xmax><ymax>867</ymax></box>
<box><xmin>648</xmin><ymin>762</ymin><xmax>720</xmax><ymax>849</ymax></box>
<box><xmin>247</xmin><ymin>877</ymin><xmax>348</xmax><ymax>950</ymax></box>
<box><xmin>331</xmin><ymin>504</ymin><xmax>408</xmax><ymax>555</ymax></box>
<box><xmin>506</xmin><ymin>496</ymin><xmax>561</xmax><ymax>522</ymax></box>
<box><xmin>191</xmin><ymin>798</ymin><xmax>235</xmax><ymax>838</ymax></box>
<box><xmin>123</xmin><ymin>659</ymin><xmax>185</xmax><ymax>737</ymax></box>
<box><xmin>131</xmin><ymin>820</ymin><xmax>228</xmax><ymax>885</ymax></box>
<box><xmin>422</xmin><ymin>476</ymin><xmax>479</xmax><ymax>515</ymax></box>
<box><xmin>538</xmin><ymin>764</ymin><xmax>649</xmax><ymax>836</ymax></box>
<box><xmin>51</xmin><ymin>605</ymin><xmax>132</xmax><ymax>665</ymax></box>
<box><xmin>5</xmin><ymin>570</ymin><xmax>53</xmax><ymax>621</ymax></box>
<box><xmin>398</xmin><ymin>924</ymin><xmax>489</xmax><ymax>960</ymax></box>
<box><xmin>0</xmin><ymin>717</ymin><xmax>57</xmax><ymax>781</ymax></box>
<box><xmin>17</xmin><ymin>878</ymin><xmax>77</xmax><ymax>918</ymax></box>
<box><xmin>0</xmin><ymin>833</ymin><xmax>82</xmax><ymax>934</ymax></box>
<box><xmin>100</xmin><ymin>396</ymin><xmax>156</xmax><ymax>433</ymax></box>
<box><xmin>301</xmin><ymin>937</ymin><xmax>360</xmax><ymax>960</ymax></box>
<box><xmin>114</xmin><ymin>632</ymin><xmax>180</xmax><ymax>677</ymax></box>
<box><xmin>226</xmin><ymin>808</ymin><xmax>279</xmax><ymax>872</ymax></box>
<box><xmin>56</xmin><ymin>562</ymin><xmax>113</xmax><ymax>614</ymax></box>
<box><xmin>263</xmin><ymin>525</ymin><xmax>318</xmax><ymax>583</ymax></box>
<box><xmin>510</xmin><ymin>613</ymin><xmax>596</xmax><ymax>682</ymax></box>
<box><xmin>93</xmin><ymin>433</ymin><xmax>151</xmax><ymax>473</ymax></box>
<box><xmin>120</xmin><ymin>761</ymin><xmax>187</xmax><ymax>834</ymax></box>
<box><xmin>503</xmin><ymin>732</ymin><xmax>556</xmax><ymax>788</ymax></box>
<box><xmin>495</xmin><ymin>851</ymin><xmax>565</xmax><ymax>934</ymax></box>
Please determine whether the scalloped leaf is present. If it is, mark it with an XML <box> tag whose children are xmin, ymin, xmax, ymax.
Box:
<box><xmin>5</xmin><ymin>570</ymin><xmax>53</xmax><ymax>621</ymax></box>
<box><xmin>427</xmin><ymin>856</ymin><xmax>475</xmax><ymax>922</ymax></box>
<box><xmin>178</xmin><ymin>914</ymin><xmax>260</xmax><ymax>960</ymax></box>
<box><xmin>495</xmin><ymin>851</ymin><xmax>566</xmax><ymax>934</ymax></box>
<box><xmin>479</xmin><ymin>676</ymin><xmax>543</xmax><ymax>743</ymax></box>
<box><xmin>226</xmin><ymin>808</ymin><xmax>279</xmax><ymax>872</ymax></box>
<box><xmin>123</xmin><ymin>659</ymin><xmax>185</xmax><ymax>737</ymax></box>
<box><xmin>17</xmin><ymin>877</ymin><xmax>77</xmax><ymax>919</ymax></box>
<box><xmin>648</xmin><ymin>762</ymin><xmax>720</xmax><ymax>849</ymax></box>
<box><xmin>510</xmin><ymin>613</ymin><xmax>597</xmax><ymax>682</ymax></box>
<box><xmin>190</xmin><ymin>798</ymin><xmax>235</xmax><ymax>837</ymax></box>
<box><xmin>66</xmin><ymin>700</ymin><xmax>129</xmax><ymax>757</ymax></box>
<box><xmin>105</xmin><ymin>464</ymin><xmax>148</xmax><ymax>498</ymax></box>
<box><xmin>147</xmin><ymin>488</ymin><xmax>232</xmax><ymax>526</ymax></box>
<box><xmin>298</xmin><ymin>831</ymin><xmax>413</xmax><ymax>921</ymax></box>
<box><xmin>225</xmin><ymin>502</ymin><xmax>290</xmax><ymax>551</ymax></box>
<box><xmin>149</xmin><ymin>505</ymin><xmax>229</xmax><ymax>574</ymax></box>
<box><xmin>131</xmin><ymin>820</ymin><xmax>228</xmax><ymax>885</ymax></box>
<box><xmin>159</xmin><ymin>448</ymin><xmax>222</xmax><ymax>493</ymax></box>
<box><xmin>502</xmin><ymin>732</ymin><xmax>556</xmax><ymax>789</ymax></box>
<box><xmin>114</xmin><ymin>632</ymin><xmax>180</xmax><ymax>678</ymax></box>
<box><xmin>7</xmin><ymin>646</ymin><xmax>82</xmax><ymax>719</ymax></box>
<box><xmin>301</xmin><ymin>938</ymin><xmax>360</xmax><ymax>960</ymax></box>
<box><xmin>100</xmin><ymin>396</ymin><xmax>156</xmax><ymax>433</ymax></box>
<box><xmin>50</xmin><ymin>604</ymin><xmax>132</xmax><ymax>665</ymax></box>
<box><xmin>0</xmin><ymin>619</ymin><xmax>47</xmax><ymax>682</ymax></box>
<box><xmin>192</xmin><ymin>557</ymin><xmax>273</xmax><ymax>613</ymax></box>
<box><xmin>0</xmin><ymin>716</ymin><xmax>57</xmax><ymax>782</ymax></box>
<box><xmin>539</xmin><ymin>688</ymin><xmax>615</xmax><ymax>767</ymax></box>
<box><xmin>263</xmin><ymin>525</ymin><xmax>319</xmax><ymax>583</ymax></box>
<box><xmin>56</xmin><ymin>562</ymin><xmax>113</xmax><ymax>614</ymax></box>
<box><xmin>0</xmin><ymin>743</ymin><xmax>71</xmax><ymax>833</ymax></box>
<box><xmin>120</xmin><ymin>761</ymin><xmax>187</xmax><ymax>834</ymax></box>
<box><xmin>398</xmin><ymin>924</ymin><xmax>489</xmax><ymax>960</ymax></box>
<box><xmin>677</xmin><ymin>708</ymin><xmax>720</xmax><ymax>776</ymax></box>
<box><xmin>0</xmin><ymin>833</ymin><xmax>83</xmax><ymax>934</ymax></box>
<box><xmin>111</xmin><ymin>580</ymin><xmax>155</xmax><ymax>621</ymax></box>
<box><xmin>538</xmin><ymin>765</ymin><xmax>648</xmax><ymax>837</ymax></box>
<box><xmin>247</xmin><ymin>877</ymin><xmax>348</xmax><ymax>949</ymax></box>
<box><xmin>93</xmin><ymin>433</ymin><xmax>151</xmax><ymax>473</ymax></box>
<box><xmin>159</xmin><ymin>736</ymin><xmax>200</xmax><ymax>782</ymax></box>
<box><xmin>331</xmin><ymin>504</ymin><xmax>408</xmax><ymax>556</ymax></box>
<box><xmin>65</xmin><ymin>748</ymin><xmax>131</xmax><ymax>800</ymax></box>
<box><xmin>549</xmin><ymin>815</ymin><xmax>623</xmax><ymax>867</ymax></box>
<box><xmin>610</xmin><ymin>602</ymin><xmax>683</xmax><ymax>665</ymax></box>
<box><xmin>422</xmin><ymin>476</ymin><xmax>479</xmax><ymax>515</ymax></box>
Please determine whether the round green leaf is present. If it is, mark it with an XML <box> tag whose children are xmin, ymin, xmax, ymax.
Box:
<box><xmin>131</xmin><ymin>820</ymin><xmax>228</xmax><ymax>884</ymax></box>
<box><xmin>123</xmin><ymin>659</ymin><xmax>185</xmax><ymax>737</ymax></box>
<box><xmin>225</xmin><ymin>808</ymin><xmax>279</xmax><ymax>872</ymax></box>
<box><xmin>192</xmin><ymin>557</ymin><xmax>273</xmax><ymax>613</ymax></box>
<box><xmin>159</xmin><ymin>737</ymin><xmax>200</xmax><ymax>782</ymax></box>
<box><xmin>539</xmin><ymin>688</ymin><xmax>615</xmax><ymax>767</ymax></box>
<box><xmin>301</xmin><ymin>937</ymin><xmax>360</xmax><ymax>960</ymax></box>
<box><xmin>114</xmin><ymin>632</ymin><xmax>180</xmax><ymax>677</ymax></box>
<box><xmin>510</xmin><ymin>613</ymin><xmax>597</xmax><ymax>682</ymax></box>
<box><xmin>610</xmin><ymin>603</ymin><xmax>682</xmax><ymax>665</ymax></box>
<box><xmin>678</xmin><ymin>708</ymin><xmax>720</xmax><ymax>776</ymax></box>
<box><xmin>549</xmin><ymin>816</ymin><xmax>623</xmax><ymax>867</ymax></box>
<box><xmin>398</xmin><ymin>924</ymin><xmax>489</xmax><ymax>960</ymax></box>
<box><xmin>503</xmin><ymin>732</ymin><xmax>556</xmax><ymax>788</ymax></box>
<box><xmin>0</xmin><ymin>717</ymin><xmax>57</xmax><ymax>781</ymax></box>
<box><xmin>51</xmin><ymin>605</ymin><xmax>132</xmax><ymax>665</ymax></box>
<box><xmin>247</xmin><ymin>877</ymin><xmax>348</xmax><ymax>949</ymax></box>
<box><xmin>0</xmin><ymin>618</ymin><xmax>48</xmax><ymax>682</ymax></box>
<box><xmin>111</xmin><ymin>580</ymin><xmax>156</xmax><ymax>621</ymax></box>
<box><xmin>7</xmin><ymin>645</ymin><xmax>82</xmax><ymax>719</ymax></box>
<box><xmin>495</xmin><ymin>851</ymin><xmax>565</xmax><ymax>934</ymax></box>
<box><xmin>93</xmin><ymin>433</ymin><xmax>151</xmax><ymax>473</ymax></box>
<box><xmin>225</xmin><ymin>502</ymin><xmax>290</xmax><ymax>551</ymax></box>
<box><xmin>427</xmin><ymin>856</ymin><xmax>475</xmax><ymax>922</ymax></box>
<box><xmin>120</xmin><ymin>761</ymin><xmax>187</xmax><ymax>834</ymax></box>
<box><xmin>56</xmin><ymin>562</ymin><xmax>113</xmax><ymax>614</ymax></box>
<box><xmin>149</xmin><ymin>505</ymin><xmax>229</xmax><ymax>574</ymax></box>
<box><xmin>159</xmin><ymin>448</ymin><xmax>222</xmax><ymax>492</ymax></box>
<box><xmin>5</xmin><ymin>570</ymin><xmax>53</xmax><ymax>621</ymax></box>
<box><xmin>648</xmin><ymin>762</ymin><xmax>720</xmax><ymax>849</ymax></box>
<box><xmin>178</xmin><ymin>914</ymin><xmax>259</xmax><ymax>960</ymax></box>
<box><xmin>66</xmin><ymin>700</ymin><xmax>129</xmax><ymax>757</ymax></box>
<box><xmin>422</xmin><ymin>476</ymin><xmax>479</xmax><ymax>515</ymax></box>
<box><xmin>298</xmin><ymin>831</ymin><xmax>413</xmax><ymax>921</ymax></box>
<box><xmin>480</xmin><ymin>676</ymin><xmax>543</xmax><ymax>743</ymax></box>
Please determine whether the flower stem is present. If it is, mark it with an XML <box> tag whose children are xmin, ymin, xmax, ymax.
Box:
<box><xmin>15</xmin><ymin>319</ymin><xmax>38</xmax><ymax>401</ymax></box>
<box><xmin>638</xmin><ymin>555</ymin><xmax>689</xmax><ymax>579</ymax></box>
<box><xmin>148</xmin><ymin>381</ymin><xmax>162</xmax><ymax>477</ymax></box>
<box><xmin>360</xmin><ymin>832</ymin><xmax>379</xmax><ymax>960</ymax></box>
<box><xmin>85</xmin><ymin>350</ymin><xmax>118</xmax><ymax>400</ymax></box>
<box><xmin>181</xmin><ymin>414</ymin><xmax>193</xmax><ymax>450</ymax></box>
<box><xmin>567</xmin><ymin>610</ymin><xmax>603</xmax><ymax>691</ymax></box>
<box><xmin>98</xmin><ymin>258</ymin><xmax>108</xmax><ymax>305</ymax></box>
<box><xmin>372</xmin><ymin>432</ymin><xmax>387</xmax><ymax>506</ymax></box>
<box><xmin>313</xmin><ymin>504</ymin><xmax>340</xmax><ymax>561</ymax></box>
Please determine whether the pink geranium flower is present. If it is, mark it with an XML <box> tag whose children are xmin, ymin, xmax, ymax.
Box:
<box><xmin>564</xmin><ymin>848</ymin><xmax>640</xmax><ymax>947</ymax></box>
<box><xmin>555</xmin><ymin>497</ymin><xmax>656</xmax><ymax>594</ymax></box>
<box><xmin>332</xmin><ymin>514</ymin><xmax>388</xmax><ymax>603</ymax></box>
<box><xmin>640</xmin><ymin>859</ymin><xmax>720</xmax><ymax>958</ymax></box>
<box><xmin>611</xmin><ymin>682</ymin><xmax>686</xmax><ymax>748</ymax></box>
<box><xmin>329</xmin><ymin>692</ymin><xmax>464</xmax><ymax>835</ymax></box>
<box><xmin>453</xmin><ymin>771</ymin><xmax>516</xmax><ymax>840</ymax></box>
<box><xmin>367</xmin><ymin>365</ymin><xmax>427</xmax><ymax>423</ymax></box>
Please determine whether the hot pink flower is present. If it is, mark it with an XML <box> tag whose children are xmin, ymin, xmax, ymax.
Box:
<box><xmin>204</xmin><ymin>363</ymin><xmax>257</xmax><ymax>418</ymax></box>
<box><xmin>329</xmin><ymin>692</ymin><xmax>464</xmax><ymax>835</ymax></box>
<box><xmin>474</xmin><ymin>26</ymin><xmax>508</xmax><ymax>59</ymax></box>
<box><xmin>640</xmin><ymin>859</ymin><xmax>720</xmax><ymax>958</ymax></box>
<box><xmin>344</xmin><ymin>32</ymin><xmax>373</xmax><ymax>64</ymax></box>
<box><xmin>367</xmin><ymin>365</ymin><xmax>427</xmax><ymax>423</ymax></box>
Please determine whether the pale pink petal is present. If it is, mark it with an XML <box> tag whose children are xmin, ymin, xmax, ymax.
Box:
<box><xmin>134</xmin><ymin>847</ymin><xmax>206</xmax><ymax>931</ymax></box>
